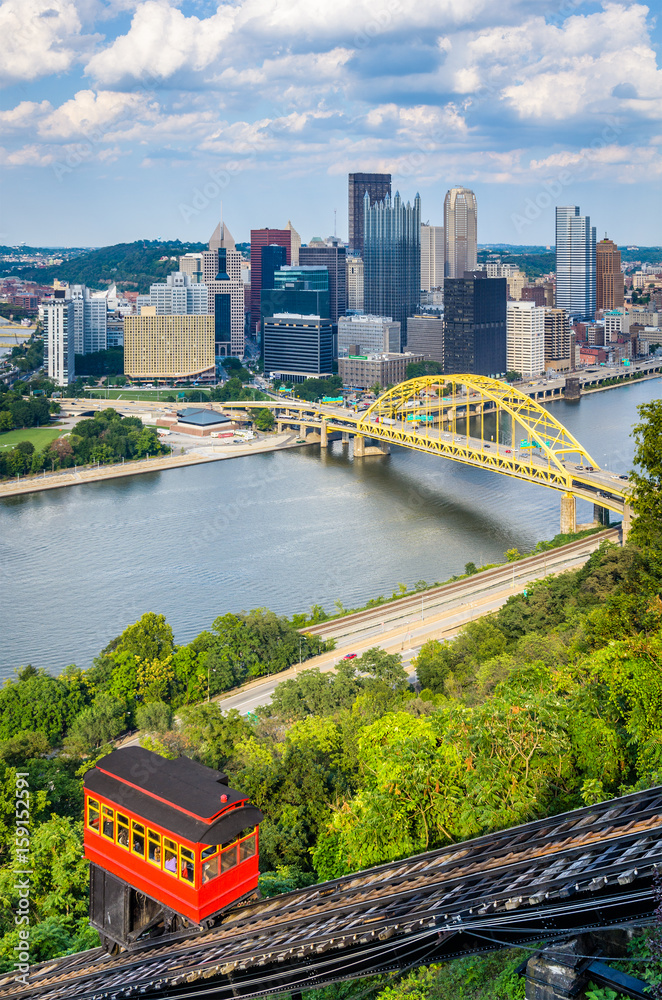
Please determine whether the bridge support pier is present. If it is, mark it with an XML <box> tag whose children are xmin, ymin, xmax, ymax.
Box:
<box><xmin>353</xmin><ymin>434</ymin><xmax>365</xmax><ymax>457</ymax></box>
<box><xmin>320</xmin><ymin>421</ymin><xmax>328</xmax><ymax>449</ymax></box>
<box><xmin>525</xmin><ymin>937</ymin><xmax>587</xmax><ymax>1000</ymax></box>
<box><xmin>593</xmin><ymin>503</ymin><xmax>610</xmax><ymax>527</ymax></box>
<box><xmin>560</xmin><ymin>493</ymin><xmax>576</xmax><ymax>535</ymax></box>
<box><xmin>342</xmin><ymin>432</ymin><xmax>349</xmax><ymax>443</ymax></box>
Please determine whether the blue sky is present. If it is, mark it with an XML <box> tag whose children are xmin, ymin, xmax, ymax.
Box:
<box><xmin>1</xmin><ymin>0</ymin><xmax>661</xmax><ymax>247</ymax></box>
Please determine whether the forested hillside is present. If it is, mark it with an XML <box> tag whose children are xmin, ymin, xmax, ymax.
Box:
<box><xmin>1</xmin><ymin>401</ymin><xmax>661</xmax><ymax>997</ymax></box>
<box><xmin>0</xmin><ymin>241</ymin><xmax>207</xmax><ymax>292</ymax></box>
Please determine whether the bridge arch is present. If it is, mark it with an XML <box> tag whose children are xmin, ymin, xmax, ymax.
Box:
<box><xmin>358</xmin><ymin>375</ymin><xmax>599</xmax><ymax>474</ymax></box>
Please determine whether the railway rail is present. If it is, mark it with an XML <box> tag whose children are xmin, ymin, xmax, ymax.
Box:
<box><xmin>3</xmin><ymin>784</ymin><xmax>661</xmax><ymax>1000</ymax></box>
<box><xmin>301</xmin><ymin>528</ymin><xmax>620</xmax><ymax>640</ymax></box>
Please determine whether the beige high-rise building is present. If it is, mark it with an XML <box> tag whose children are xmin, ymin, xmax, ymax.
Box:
<box><xmin>124</xmin><ymin>309</ymin><xmax>214</xmax><ymax>379</ymax></box>
<box><xmin>506</xmin><ymin>301</ymin><xmax>545</xmax><ymax>378</ymax></box>
<box><xmin>444</xmin><ymin>187</ymin><xmax>477</xmax><ymax>278</ymax></box>
<box><xmin>180</xmin><ymin>221</ymin><xmax>245</xmax><ymax>356</ymax></box>
<box><xmin>347</xmin><ymin>257</ymin><xmax>364</xmax><ymax>311</ymax></box>
<box><xmin>420</xmin><ymin>224</ymin><xmax>444</xmax><ymax>291</ymax></box>
<box><xmin>285</xmin><ymin>220</ymin><xmax>301</xmax><ymax>266</ymax></box>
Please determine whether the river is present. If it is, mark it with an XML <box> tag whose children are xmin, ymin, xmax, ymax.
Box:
<box><xmin>0</xmin><ymin>379</ymin><xmax>659</xmax><ymax>678</ymax></box>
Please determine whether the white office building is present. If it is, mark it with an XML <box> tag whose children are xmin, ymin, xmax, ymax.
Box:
<box><xmin>347</xmin><ymin>257</ymin><xmax>365</xmax><ymax>312</ymax></box>
<box><xmin>60</xmin><ymin>284</ymin><xmax>107</xmax><ymax>354</ymax></box>
<box><xmin>555</xmin><ymin>206</ymin><xmax>596</xmax><ymax>322</ymax></box>
<box><xmin>507</xmin><ymin>301</ymin><xmax>545</xmax><ymax>378</ymax></box>
<box><xmin>420</xmin><ymin>224</ymin><xmax>444</xmax><ymax>291</ymax></box>
<box><xmin>43</xmin><ymin>301</ymin><xmax>75</xmax><ymax>385</ymax></box>
<box><xmin>337</xmin><ymin>314</ymin><xmax>401</xmax><ymax>356</ymax></box>
<box><xmin>138</xmin><ymin>271</ymin><xmax>209</xmax><ymax>316</ymax></box>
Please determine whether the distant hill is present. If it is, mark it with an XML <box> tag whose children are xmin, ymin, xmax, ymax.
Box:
<box><xmin>0</xmin><ymin>240</ymin><xmax>208</xmax><ymax>293</ymax></box>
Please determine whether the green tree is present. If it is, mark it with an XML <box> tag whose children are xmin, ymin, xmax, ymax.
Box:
<box><xmin>629</xmin><ymin>400</ymin><xmax>662</xmax><ymax>571</ymax></box>
<box><xmin>254</xmin><ymin>408</ymin><xmax>275</xmax><ymax>431</ymax></box>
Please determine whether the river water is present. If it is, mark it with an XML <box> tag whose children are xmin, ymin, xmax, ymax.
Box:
<box><xmin>1</xmin><ymin>380</ymin><xmax>659</xmax><ymax>678</ymax></box>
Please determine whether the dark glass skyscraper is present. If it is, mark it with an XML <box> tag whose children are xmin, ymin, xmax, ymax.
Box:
<box><xmin>363</xmin><ymin>190</ymin><xmax>421</xmax><ymax>340</ymax></box>
<box><xmin>443</xmin><ymin>274</ymin><xmax>507</xmax><ymax>376</ymax></box>
<box><xmin>348</xmin><ymin>172</ymin><xmax>391</xmax><ymax>254</ymax></box>
<box><xmin>261</xmin><ymin>266</ymin><xmax>330</xmax><ymax>323</ymax></box>
<box><xmin>250</xmin><ymin>228</ymin><xmax>291</xmax><ymax>330</ymax></box>
<box><xmin>299</xmin><ymin>244</ymin><xmax>346</xmax><ymax>322</ymax></box>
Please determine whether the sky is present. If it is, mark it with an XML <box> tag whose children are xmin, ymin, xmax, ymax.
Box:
<box><xmin>1</xmin><ymin>0</ymin><xmax>661</xmax><ymax>248</ymax></box>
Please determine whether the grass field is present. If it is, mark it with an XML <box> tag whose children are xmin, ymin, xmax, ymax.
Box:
<box><xmin>89</xmin><ymin>389</ymin><xmax>211</xmax><ymax>402</ymax></box>
<box><xmin>0</xmin><ymin>426</ymin><xmax>64</xmax><ymax>450</ymax></box>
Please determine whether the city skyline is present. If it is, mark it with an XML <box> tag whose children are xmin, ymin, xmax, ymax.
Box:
<box><xmin>1</xmin><ymin>1</ymin><xmax>661</xmax><ymax>247</ymax></box>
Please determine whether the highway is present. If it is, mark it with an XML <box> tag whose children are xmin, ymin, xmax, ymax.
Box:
<box><xmin>214</xmin><ymin>528</ymin><xmax>619</xmax><ymax>715</ymax></box>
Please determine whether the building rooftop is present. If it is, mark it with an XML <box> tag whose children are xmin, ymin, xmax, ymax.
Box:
<box><xmin>177</xmin><ymin>408</ymin><xmax>231</xmax><ymax>426</ymax></box>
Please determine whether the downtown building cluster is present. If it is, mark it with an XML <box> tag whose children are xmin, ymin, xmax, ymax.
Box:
<box><xmin>32</xmin><ymin>173</ymin><xmax>662</xmax><ymax>389</ymax></box>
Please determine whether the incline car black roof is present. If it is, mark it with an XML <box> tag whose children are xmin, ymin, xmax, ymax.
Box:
<box><xmin>84</xmin><ymin>748</ymin><xmax>263</xmax><ymax>842</ymax></box>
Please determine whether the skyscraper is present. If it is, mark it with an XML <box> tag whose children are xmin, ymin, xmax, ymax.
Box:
<box><xmin>261</xmin><ymin>266</ymin><xmax>330</xmax><ymax>323</ymax></box>
<box><xmin>348</xmin><ymin>173</ymin><xmax>391</xmax><ymax>254</ymax></box>
<box><xmin>555</xmin><ymin>206</ymin><xmax>596</xmax><ymax>321</ymax></box>
<box><xmin>67</xmin><ymin>285</ymin><xmax>107</xmax><ymax>354</ymax></box>
<box><xmin>204</xmin><ymin>223</ymin><xmax>244</xmax><ymax>357</ymax></box>
<box><xmin>363</xmin><ymin>190</ymin><xmax>421</xmax><ymax>340</ymax></box>
<box><xmin>420</xmin><ymin>225</ymin><xmax>444</xmax><ymax>291</ymax></box>
<box><xmin>443</xmin><ymin>274</ymin><xmax>506</xmax><ymax>376</ymax></box>
<box><xmin>250</xmin><ymin>228</ymin><xmax>291</xmax><ymax>330</ymax></box>
<box><xmin>596</xmin><ymin>236</ymin><xmax>624</xmax><ymax>312</ymax></box>
<box><xmin>347</xmin><ymin>257</ymin><xmax>364</xmax><ymax>311</ymax></box>
<box><xmin>299</xmin><ymin>243</ymin><xmax>347</xmax><ymax>323</ymax></box>
<box><xmin>444</xmin><ymin>188</ymin><xmax>478</xmax><ymax>278</ymax></box>
<box><xmin>285</xmin><ymin>220</ymin><xmax>301</xmax><ymax>266</ymax></box>
<box><xmin>544</xmin><ymin>308</ymin><xmax>573</xmax><ymax>370</ymax></box>
<box><xmin>178</xmin><ymin>222</ymin><xmax>245</xmax><ymax>356</ymax></box>
<box><xmin>506</xmin><ymin>301</ymin><xmax>545</xmax><ymax>378</ymax></box>
<box><xmin>43</xmin><ymin>301</ymin><xmax>75</xmax><ymax>385</ymax></box>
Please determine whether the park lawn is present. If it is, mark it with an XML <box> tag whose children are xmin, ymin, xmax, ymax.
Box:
<box><xmin>0</xmin><ymin>426</ymin><xmax>64</xmax><ymax>450</ymax></box>
<box><xmin>89</xmin><ymin>389</ymin><xmax>211</xmax><ymax>402</ymax></box>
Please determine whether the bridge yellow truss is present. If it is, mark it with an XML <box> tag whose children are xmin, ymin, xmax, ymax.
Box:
<box><xmin>225</xmin><ymin>375</ymin><xmax>629</xmax><ymax>512</ymax></box>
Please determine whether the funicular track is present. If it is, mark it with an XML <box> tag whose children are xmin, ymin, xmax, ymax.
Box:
<box><xmin>3</xmin><ymin>786</ymin><xmax>662</xmax><ymax>1000</ymax></box>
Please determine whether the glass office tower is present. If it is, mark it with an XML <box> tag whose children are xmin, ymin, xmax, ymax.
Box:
<box><xmin>363</xmin><ymin>190</ymin><xmax>421</xmax><ymax>342</ymax></box>
<box><xmin>555</xmin><ymin>206</ymin><xmax>596</xmax><ymax>321</ymax></box>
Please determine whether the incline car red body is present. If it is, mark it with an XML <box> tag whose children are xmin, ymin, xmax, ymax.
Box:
<box><xmin>83</xmin><ymin>747</ymin><xmax>263</xmax><ymax>945</ymax></box>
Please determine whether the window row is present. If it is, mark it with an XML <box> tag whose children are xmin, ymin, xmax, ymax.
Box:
<box><xmin>86</xmin><ymin>798</ymin><xmax>256</xmax><ymax>886</ymax></box>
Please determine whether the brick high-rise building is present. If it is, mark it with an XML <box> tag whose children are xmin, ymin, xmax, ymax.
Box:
<box><xmin>544</xmin><ymin>307</ymin><xmax>573</xmax><ymax>371</ymax></box>
<box><xmin>250</xmin><ymin>228</ymin><xmax>291</xmax><ymax>331</ymax></box>
<box><xmin>348</xmin><ymin>173</ymin><xmax>391</xmax><ymax>254</ymax></box>
<box><xmin>596</xmin><ymin>236</ymin><xmax>624</xmax><ymax>312</ymax></box>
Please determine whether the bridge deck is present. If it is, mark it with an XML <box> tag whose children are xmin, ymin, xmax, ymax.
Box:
<box><xmin>4</xmin><ymin>785</ymin><xmax>661</xmax><ymax>1000</ymax></box>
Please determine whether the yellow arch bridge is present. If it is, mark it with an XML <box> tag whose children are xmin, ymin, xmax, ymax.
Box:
<box><xmin>224</xmin><ymin>376</ymin><xmax>633</xmax><ymax>535</ymax></box>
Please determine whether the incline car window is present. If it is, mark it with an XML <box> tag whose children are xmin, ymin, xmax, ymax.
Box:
<box><xmin>87</xmin><ymin>798</ymin><xmax>100</xmax><ymax>832</ymax></box>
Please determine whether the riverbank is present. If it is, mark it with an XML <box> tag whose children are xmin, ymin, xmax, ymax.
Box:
<box><xmin>0</xmin><ymin>431</ymin><xmax>309</xmax><ymax>500</ymax></box>
<box><xmin>581</xmin><ymin>370</ymin><xmax>661</xmax><ymax>394</ymax></box>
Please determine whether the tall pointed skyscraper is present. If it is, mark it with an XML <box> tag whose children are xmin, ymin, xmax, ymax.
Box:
<box><xmin>363</xmin><ymin>190</ymin><xmax>421</xmax><ymax>341</ymax></box>
<box><xmin>444</xmin><ymin>187</ymin><xmax>478</xmax><ymax>278</ymax></box>
<box><xmin>285</xmin><ymin>220</ymin><xmax>301</xmax><ymax>265</ymax></box>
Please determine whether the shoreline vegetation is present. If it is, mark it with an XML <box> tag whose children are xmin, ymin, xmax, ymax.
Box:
<box><xmin>0</xmin><ymin>403</ymin><xmax>660</xmax><ymax>998</ymax></box>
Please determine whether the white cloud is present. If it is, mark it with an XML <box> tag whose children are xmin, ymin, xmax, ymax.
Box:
<box><xmin>0</xmin><ymin>0</ymin><xmax>95</xmax><ymax>85</ymax></box>
<box><xmin>0</xmin><ymin>101</ymin><xmax>52</xmax><ymax>132</ymax></box>
<box><xmin>39</xmin><ymin>89</ymin><xmax>153</xmax><ymax>139</ymax></box>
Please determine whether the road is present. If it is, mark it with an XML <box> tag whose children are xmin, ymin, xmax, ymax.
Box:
<box><xmin>214</xmin><ymin>527</ymin><xmax>619</xmax><ymax>715</ymax></box>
